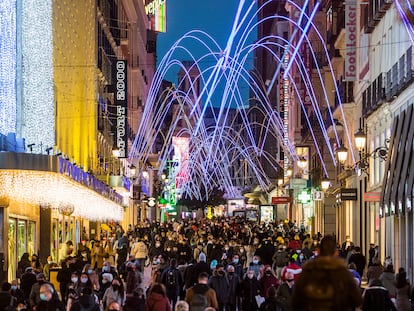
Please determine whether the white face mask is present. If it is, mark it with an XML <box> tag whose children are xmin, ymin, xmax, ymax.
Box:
<box><xmin>71</xmin><ymin>277</ymin><xmax>78</xmax><ymax>283</ymax></box>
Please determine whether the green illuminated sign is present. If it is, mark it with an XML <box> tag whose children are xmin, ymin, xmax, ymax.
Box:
<box><xmin>298</xmin><ymin>190</ymin><xmax>312</xmax><ymax>203</ymax></box>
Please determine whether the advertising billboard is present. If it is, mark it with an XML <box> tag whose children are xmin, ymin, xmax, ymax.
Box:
<box><xmin>145</xmin><ymin>0</ymin><xmax>167</xmax><ymax>32</ymax></box>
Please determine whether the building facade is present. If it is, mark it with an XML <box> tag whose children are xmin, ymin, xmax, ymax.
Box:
<box><xmin>0</xmin><ymin>0</ymin><xmax>156</xmax><ymax>282</ymax></box>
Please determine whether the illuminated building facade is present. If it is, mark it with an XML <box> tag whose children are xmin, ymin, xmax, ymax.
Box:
<box><xmin>0</xmin><ymin>0</ymin><xmax>156</xmax><ymax>281</ymax></box>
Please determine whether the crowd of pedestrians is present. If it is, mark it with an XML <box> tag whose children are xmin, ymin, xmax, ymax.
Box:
<box><xmin>1</xmin><ymin>217</ymin><xmax>413</xmax><ymax>311</ymax></box>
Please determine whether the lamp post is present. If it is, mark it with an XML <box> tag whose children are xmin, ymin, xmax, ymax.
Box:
<box><xmin>335</xmin><ymin>128</ymin><xmax>389</xmax><ymax>253</ymax></box>
<box><xmin>335</xmin><ymin>130</ymin><xmax>389</xmax><ymax>173</ymax></box>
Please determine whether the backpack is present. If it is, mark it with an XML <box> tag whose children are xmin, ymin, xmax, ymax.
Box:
<box><xmin>190</xmin><ymin>292</ymin><xmax>208</xmax><ymax>311</ymax></box>
<box><xmin>167</xmin><ymin>269</ymin><xmax>177</xmax><ymax>287</ymax></box>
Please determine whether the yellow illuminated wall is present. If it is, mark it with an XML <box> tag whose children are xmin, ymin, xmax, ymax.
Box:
<box><xmin>53</xmin><ymin>0</ymin><xmax>97</xmax><ymax>171</ymax></box>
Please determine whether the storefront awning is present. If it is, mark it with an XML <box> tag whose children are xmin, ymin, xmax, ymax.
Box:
<box><xmin>0</xmin><ymin>152</ymin><xmax>124</xmax><ymax>221</ymax></box>
<box><xmin>0</xmin><ymin>170</ymin><xmax>123</xmax><ymax>221</ymax></box>
<box><xmin>380</xmin><ymin>105</ymin><xmax>414</xmax><ymax>216</ymax></box>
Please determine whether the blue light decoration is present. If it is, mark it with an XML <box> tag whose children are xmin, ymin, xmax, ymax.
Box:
<box><xmin>129</xmin><ymin>0</ymin><xmax>355</xmax><ymax>200</ymax></box>
<box><xmin>0</xmin><ymin>0</ymin><xmax>17</xmax><ymax>136</ymax></box>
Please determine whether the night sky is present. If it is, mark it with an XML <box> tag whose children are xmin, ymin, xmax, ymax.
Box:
<box><xmin>157</xmin><ymin>0</ymin><xmax>257</xmax><ymax>88</ymax></box>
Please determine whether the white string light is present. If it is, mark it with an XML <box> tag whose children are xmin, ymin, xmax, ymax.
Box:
<box><xmin>0</xmin><ymin>0</ymin><xmax>17</xmax><ymax>135</ymax></box>
<box><xmin>0</xmin><ymin>170</ymin><xmax>124</xmax><ymax>221</ymax></box>
<box><xmin>21</xmin><ymin>0</ymin><xmax>54</xmax><ymax>149</ymax></box>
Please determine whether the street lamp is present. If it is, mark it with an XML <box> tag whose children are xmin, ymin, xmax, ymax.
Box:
<box><xmin>321</xmin><ymin>177</ymin><xmax>331</xmax><ymax>191</ymax></box>
<box><xmin>112</xmin><ymin>146</ymin><xmax>120</xmax><ymax>158</ymax></box>
<box><xmin>129</xmin><ymin>164</ymin><xmax>136</xmax><ymax>177</ymax></box>
<box><xmin>335</xmin><ymin>130</ymin><xmax>388</xmax><ymax>173</ymax></box>
<box><xmin>354</xmin><ymin>128</ymin><xmax>366</xmax><ymax>152</ymax></box>
<box><xmin>337</xmin><ymin>146</ymin><xmax>348</xmax><ymax>164</ymax></box>
<box><xmin>297</xmin><ymin>156</ymin><xmax>308</xmax><ymax>169</ymax></box>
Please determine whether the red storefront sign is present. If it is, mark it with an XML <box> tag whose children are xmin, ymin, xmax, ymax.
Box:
<box><xmin>271</xmin><ymin>197</ymin><xmax>291</xmax><ymax>204</ymax></box>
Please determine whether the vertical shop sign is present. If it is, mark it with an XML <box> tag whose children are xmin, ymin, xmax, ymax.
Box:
<box><xmin>345</xmin><ymin>1</ymin><xmax>357</xmax><ymax>81</ymax></box>
<box><xmin>114</xmin><ymin>60</ymin><xmax>127</xmax><ymax>158</ymax></box>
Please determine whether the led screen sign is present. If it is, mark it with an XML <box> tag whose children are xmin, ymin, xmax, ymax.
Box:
<box><xmin>145</xmin><ymin>0</ymin><xmax>166</xmax><ymax>32</ymax></box>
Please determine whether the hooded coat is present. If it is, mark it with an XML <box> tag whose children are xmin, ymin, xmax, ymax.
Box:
<box><xmin>145</xmin><ymin>292</ymin><xmax>171</xmax><ymax>311</ymax></box>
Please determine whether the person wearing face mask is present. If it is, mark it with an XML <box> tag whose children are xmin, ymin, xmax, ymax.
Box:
<box><xmin>231</xmin><ymin>255</ymin><xmax>244</xmax><ymax>280</ymax></box>
<box><xmin>29</xmin><ymin>273</ymin><xmax>54</xmax><ymax>309</ymax></box>
<box><xmin>208</xmin><ymin>264</ymin><xmax>230</xmax><ymax>311</ymax></box>
<box><xmin>102</xmin><ymin>277</ymin><xmax>126</xmax><ymax>311</ymax></box>
<box><xmin>248</xmin><ymin>255</ymin><xmax>263</xmax><ymax>279</ymax></box>
<box><xmin>9</xmin><ymin>279</ymin><xmax>25</xmax><ymax>307</ymax></box>
<box><xmin>66</xmin><ymin>272</ymin><xmax>93</xmax><ymax>311</ymax></box>
<box><xmin>277</xmin><ymin>271</ymin><xmax>295</xmax><ymax>311</ymax></box>
<box><xmin>98</xmin><ymin>262</ymin><xmax>117</xmax><ymax>297</ymax></box>
<box><xmin>82</xmin><ymin>264</ymin><xmax>100</xmax><ymax>292</ymax></box>
<box><xmin>149</xmin><ymin>240</ymin><xmax>163</xmax><ymax>260</ymax></box>
<box><xmin>260</xmin><ymin>266</ymin><xmax>280</xmax><ymax>299</ymax></box>
<box><xmin>65</xmin><ymin>271</ymin><xmax>81</xmax><ymax>307</ymax></box>
<box><xmin>225</xmin><ymin>265</ymin><xmax>241</xmax><ymax>311</ymax></box>
<box><xmin>76</xmin><ymin>273</ymin><xmax>93</xmax><ymax>296</ymax></box>
<box><xmin>35</xmin><ymin>283</ymin><xmax>65</xmax><ymax>311</ymax></box>
<box><xmin>77</xmin><ymin>240</ymin><xmax>91</xmax><ymax>264</ymax></box>
<box><xmin>239</xmin><ymin>269</ymin><xmax>262</xmax><ymax>311</ymax></box>
<box><xmin>98</xmin><ymin>273</ymin><xmax>113</xmax><ymax>300</ymax></box>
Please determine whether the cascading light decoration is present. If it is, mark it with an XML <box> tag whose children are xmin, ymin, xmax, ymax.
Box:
<box><xmin>0</xmin><ymin>170</ymin><xmax>124</xmax><ymax>221</ymax></box>
<box><xmin>0</xmin><ymin>0</ymin><xmax>17</xmax><ymax>135</ymax></box>
<box><xmin>21</xmin><ymin>0</ymin><xmax>55</xmax><ymax>150</ymax></box>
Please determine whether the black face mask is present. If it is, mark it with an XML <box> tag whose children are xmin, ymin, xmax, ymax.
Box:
<box><xmin>112</xmin><ymin>285</ymin><xmax>119</xmax><ymax>291</ymax></box>
<box><xmin>228</xmin><ymin>272</ymin><xmax>234</xmax><ymax>276</ymax></box>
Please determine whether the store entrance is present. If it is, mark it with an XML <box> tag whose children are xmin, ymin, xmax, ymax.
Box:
<box><xmin>8</xmin><ymin>217</ymin><xmax>36</xmax><ymax>281</ymax></box>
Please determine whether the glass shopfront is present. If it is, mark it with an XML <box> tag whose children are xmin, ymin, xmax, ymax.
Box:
<box><xmin>8</xmin><ymin>217</ymin><xmax>36</xmax><ymax>281</ymax></box>
<box><xmin>51</xmin><ymin>210</ymin><xmax>81</xmax><ymax>263</ymax></box>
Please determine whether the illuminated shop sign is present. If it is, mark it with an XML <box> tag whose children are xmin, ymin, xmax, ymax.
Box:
<box><xmin>114</xmin><ymin>60</ymin><xmax>127</xmax><ymax>158</ymax></box>
<box><xmin>345</xmin><ymin>0</ymin><xmax>357</xmax><ymax>81</ymax></box>
<box><xmin>145</xmin><ymin>0</ymin><xmax>166</xmax><ymax>32</ymax></box>
<box><xmin>59</xmin><ymin>157</ymin><xmax>123</xmax><ymax>204</ymax></box>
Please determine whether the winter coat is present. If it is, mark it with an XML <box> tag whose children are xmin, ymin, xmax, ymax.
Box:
<box><xmin>395</xmin><ymin>283</ymin><xmax>411</xmax><ymax>311</ymax></box>
<box><xmin>260</xmin><ymin>273</ymin><xmax>280</xmax><ymax>298</ymax></box>
<box><xmin>208</xmin><ymin>273</ymin><xmax>230</xmax><ymax>303</ymax></box>
<box><xmin>227</xmin><ymin>273</ymin><xmax>241</xmax><ymax>305</ymax></box>
<box><xmin>185</xmin><ymin>283</ymin><xmax>219</xmax><ymax>310</ymax></box>
<box><xmin>35</xmin><ymin>297</ymin><xmax>65</xmax><ymax>311</ymax></box>
<box><xmin>379</xmin><ymin>271</ymin><xmax>396</xmax><ymax>297</ymax></box>
<box><xmin>362</xmin><ymin>282</ymin><xmax>397</xmax><ymax>311</ymax></box>
<box><xmin>102</xmin><ymin>287</ymin><xmax>126</xmax><ymax>309</ymax></box>
<box><xmin>145</xmin><ymin>292</ymin><xmax>171</xmax><ymax>311</ymax></box>
<box><xmin>281</xmin><ymin>263</ymin><xmax>302</xmax><ymax>281</ymax></box>
<box><xmin>259</xmin><ymin>297</ymin><xmax>285</xmax><ymax>311</ymax></box>
<box><xmin>239</xmin><ymin>277</ymin><xmax>262</xmax><ymax>310</ymax></box>
<box><xmin>367</xmin><ymin>264</ymin><xmax>384</xmax><ymax>283</ymax></box>
<box><xmin>70</xmin><ymin>294</ymin><xmax>100</xmax><ymax>311</ymax></box>
<box><xmin>292</xmin><ymin>256</ymin><xmax>362</xmax><ymax>311</ymax></box>
<box><xmin>131</xmin><ymin>241</ymin><xmax>148</xmax><ymax>260</ymax></box>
